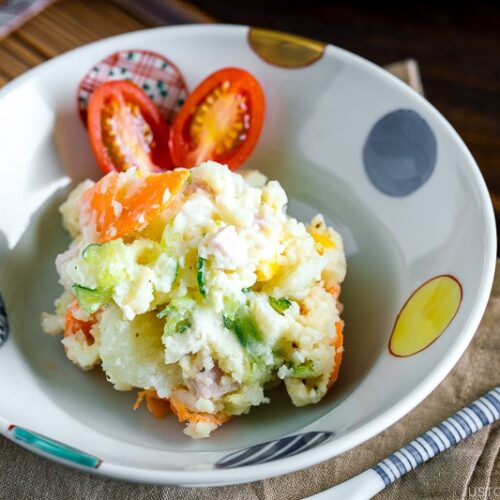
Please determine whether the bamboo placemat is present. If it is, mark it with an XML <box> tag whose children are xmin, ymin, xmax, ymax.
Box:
<box><xmin>0</xmin><ymin>0</ymin><xmax>148</xmax><ymax>86</ymax></box>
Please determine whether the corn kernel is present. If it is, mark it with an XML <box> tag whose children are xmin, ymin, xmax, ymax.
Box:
<box><xmin>256</xmin><ymin>261</ymin><xmax>279</xmax><ymax>281</ymax></box>
<box><xmin>312</xmin><ymin>233</ymin><xmax>335</xmax><ymax>249</ymax></box>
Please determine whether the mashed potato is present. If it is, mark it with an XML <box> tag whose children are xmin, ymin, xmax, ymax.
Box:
<box><xmin>42</xmin><ymin>161</ymin><xmax>346</xmax><ymax>438</ymax></box>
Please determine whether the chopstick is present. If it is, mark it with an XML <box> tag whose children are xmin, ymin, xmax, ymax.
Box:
<box><xmin>305</xmin><ymin>386</ymin><xmax>500</xmax><ymax>500</ymax></box>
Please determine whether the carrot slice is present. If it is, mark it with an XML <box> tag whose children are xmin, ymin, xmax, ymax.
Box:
<box><xmin>169</xmin><ymin>396</ymin><xmax>231</xmax><ymax>426</ymax></box>
<box><xmin>134</xmin><ymin>389</ymin><xmax>171</xmax><ymax>418</ymax></box>
<box><xmin>326</xmin><ymin>284</ymin><xmax>341</xmax><ymax>300</ymax></box>
<box><xmin>328</xmin><ymin>321</ymin><xmax>343</xmax><ymax>389</ymax></box>
<box><xmin>64</xmin><ymin>300</ymin><xmax>95</xmax><ymax>345</ymax></box>
<box><xmin>79</xmin><ymin>169</ymin><xmax>189</xmax><ymax>243</ymax></box>
<box><xmin>133</xmin><ymin>390</ymin><xmax>230</xmax><ymax>426</ymax></box>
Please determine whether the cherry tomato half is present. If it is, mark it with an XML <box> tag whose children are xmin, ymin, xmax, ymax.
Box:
<box><xmin>169</xmin><ymin>67</ymin><xmax>265</xmax><ymax>171</ymax></box>
<box><xmin>87</xmin><ymin>80</ymin><xmax>172</xmax><ymax>174</ymax></box>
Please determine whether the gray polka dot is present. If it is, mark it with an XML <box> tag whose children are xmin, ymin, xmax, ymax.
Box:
<box><xmin>363</xmin><ymin>109</ymin><xmax>437</xmax><ymax>196</ymax></box>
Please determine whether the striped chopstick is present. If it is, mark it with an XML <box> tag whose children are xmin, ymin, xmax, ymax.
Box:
<box><xmin>372</xmin><ymin>386</ymin><xmax>500</xmax><ymax>486</ymax></box>
<box><xmin>307</xmin><ymin>386</ymin><xmax>500</xmax><ymax>500</ymax></box>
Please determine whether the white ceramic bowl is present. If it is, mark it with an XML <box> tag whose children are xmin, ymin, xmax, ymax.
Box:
<box><xmin>0</xmin><ymin>25</ymin><xmax>495</xmax><ymax>486</ymax></box>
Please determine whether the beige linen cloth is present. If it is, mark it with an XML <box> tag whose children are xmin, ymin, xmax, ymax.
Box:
<box><xmin>1</xmin><ymin>265</ymin><xmax>499</xmax><ymax>500</ymax></box>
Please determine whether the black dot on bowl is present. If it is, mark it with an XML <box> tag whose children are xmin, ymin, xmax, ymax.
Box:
<box><xmin>0</xmin><ymin>292</ymin><xmax>9</xmax><ymax>348</ymax></box>
<box><xmin>363</xmin><ymin>109</ymin><xmax>437</xmax><ymax>197</ymax></box>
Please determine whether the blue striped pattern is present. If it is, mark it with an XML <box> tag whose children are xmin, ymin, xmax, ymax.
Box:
<box><xmin>372</xmin><ymin>386</ymin><xmax>500</xmax><ymax>486</ymax></box>
<box><xmin>0</xmin><ymin>292</ymin><xmax>8</xmax><ymax>347</ymax></box>
<box><xmin>216</xmin><ymin>431</ymin><xmax>333</xmax><ymax>469</ymax></box>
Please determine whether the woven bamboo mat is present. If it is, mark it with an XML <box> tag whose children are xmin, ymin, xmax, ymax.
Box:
<box><xmin>0</xmin><ymin>0</ymin><xmax>150</xmax><ymax>86</ymax></box>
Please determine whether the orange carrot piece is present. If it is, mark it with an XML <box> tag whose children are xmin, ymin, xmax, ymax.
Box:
<box><xmin>79</xmin><ymin>173</ymin><xmax>120</xmax><ymax>241</ymax></box>
<box><xmin>79</xmin><ymin>169</ymin><xmax>189</xmax><ymax>243</ymax></box>
<box><xmin>169</xmin><ymin>396</ymin><xmax>231</xmax><ymax>427</ymax></box>
<box><xmin>134</xmin><ymin>389</ymin><xmax>171</xmax><ymax>418</ymax></box>
<box><xmin>64</xmin><ymin>300</ymin><xmax>95</xmax><ymax>345</ymax></box>
<box><xmin>326</xmin><ymin>284</ymin><xmax>341</xmax><ymax>300</ymax></box>
<box><xmin>328</xmin><ymin>321</ymin><xmax>344</xmax><ymax>389</ymax></box>
<box><xmin>134</xmin><ymin>390</ymin><xmax>231</xmax><ymax>426</ymax></box>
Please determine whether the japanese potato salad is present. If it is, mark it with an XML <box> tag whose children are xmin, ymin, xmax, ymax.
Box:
<box><xmin>42</xmin><ymin>162</ymin><xmax>346</xmax><ymax>438</ymax></box>
<box><xmin>43</xmin><ymin>60</ymin><xmax>345</xmax><ymax>438</ymax></box>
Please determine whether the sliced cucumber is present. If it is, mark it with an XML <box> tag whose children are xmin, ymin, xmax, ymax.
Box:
<box><xmin>158</xmin><ymin>297</ymin><xmax>196</xmax><ymax>336</ymax></box>
<box><xmin>81</xmin><ymin>243</ymin><xmax>102</xmax><ymax>259</ymax></box>
<box><xmin>72</xmin><ymin>284</ymin><xmax>108</xmax><ymax>314</ymax></box>
<box><xmin>234</xmin><ymin>312</ymin><xmax>263</xmax><ymax>349</ymax></box>
<box><xmin>223</xmin><ymin>315</ymin><xmax>234</xmax><ymax>330</ymax></box>
<box><xmin>223</xmin><ymin>304</ymin><xmax>264</xmax><ymax>351</ymax></box>
<box><xmin>289</xmin><ymin>360</ymin><xmax>316</xmax><ymax>378</ymax></box>
<box><xmin>268</xmin><ymin>296</ymin><xmax>292</xmax><ymax>315</ymax></box>
<box><xmin>161</xmin><ymin>219</ymin><xmax>183</xmax><ymax>250</ymax></box>
<box><xmin>197</xmin><ymin>257</ymin><xmax>207</xmax><ymax>297</ymax></box>
<box><xmin>80</xmin><ymin>239</ymin><xmax>128</xmax><ymax>289</ymax></box>
<box><xmin>174</xmin><ymin>260</ymin><xmax>180</xmax><ymax>282</ymax></box>
<box><xmin>153</xmin><ymin>254</ymin><xmax>179</xmax><ymax>293</ymax></box>
<box><xmin>223</xmin><ymin>296</ymin><xmax>241</xmax><ymax>322</ymax></box>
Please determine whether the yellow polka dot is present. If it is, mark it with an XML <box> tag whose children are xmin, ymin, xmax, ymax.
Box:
<box><xmin>248</xmin><ymin>28</ymin><xmax>326</xmax><ymax>68</ymax></box>
<box><xmin>390</xmin><ymin>275</ymin><xmax>462</xmax><ymax>357</ymax></box>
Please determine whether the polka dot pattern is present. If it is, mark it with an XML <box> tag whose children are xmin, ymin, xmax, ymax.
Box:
<box><xmin>363</xmin><ymin>109</ymin><xmax>437</xmax><ymax>196</ymax></box>
<box><xmin>389</xmin><ymin>275</ymin><xmax>462</xmax><ymax>357</ymax></box>
<box><xmin>248</xmin><ymin>27</ymin><xmax>326</xmax><ymax>68</ymax></box>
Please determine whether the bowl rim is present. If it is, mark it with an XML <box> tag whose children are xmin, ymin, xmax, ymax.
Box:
<box><xmin>0</xmin><ymin>23</ymin><xmax>496</xmax><ymax>486</ymax></box>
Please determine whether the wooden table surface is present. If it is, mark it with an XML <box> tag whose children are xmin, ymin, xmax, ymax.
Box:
<box><xmin>0</xmin><ymin>0</ymin><xmax>498</xmax><ymax>248</ymax></box>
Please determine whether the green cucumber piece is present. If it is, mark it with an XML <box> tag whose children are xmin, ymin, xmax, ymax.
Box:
<box><xmin>80</xmin><ymin>239</ymin><xmax>128</xmax><ymax>289</ymax></box>
<box><xmin>153</xmin><ymin>254</ymin><xmax>179</xmax><ymax>293</ymax></box>
<box><xmin>158</xmin><ymin>297</ymin><xmax>196</xmax><ymax>336</ymax></box>
<box><xmin>229</xmin><ymin>310</ymin><xmax>264</xmax><ymax>349</ymax></box>
<box><xmin>289</xmin><ymin>360</ymin><xmax>316</xmax><ymax>378</ymax></box>
<box><xmin>161</xmin><ymin>219</ymin><xmax>183</xmax><ymax>250</ymax></box>
<box><xmin>72</xmin><ymin>284</ymin><xmax>108</xmax><ymax>314</ymax></box>
<box><xmin>222</xmin><ymin>296</ymin><xmax>264</xmax><ymax>350</ymax></box>
<box><xmin>197</xmin><ymin>257</ymin><xmax>207</xmax><ymax>297</ymax></box>
<box><xmin>223</xmin><ymin>315</ymin><xmax>234</xmax><ymax>330</ymax></box>
<box><xmin>234</xmin><ymin>313</ymin><xmax>262</xmax><ymax>348</ymax></box>
<box><xmin>174</xmin><ymin>260</ymin><xmax>180</xmax><ymax>283</ymax></box>
<box><xmin>223</xmin><ymin>296</ymin><xmax>241</xmax><ymax>321</ymax></box>
<box><xmin>269</xmin><ymin>296</ymin><xmax>292</xmax><ymax>315</ymax></box>
<box><xmin>81</xmin><ymin>243</ymin><xmax>102</xmax><ymax>259</ymax></box>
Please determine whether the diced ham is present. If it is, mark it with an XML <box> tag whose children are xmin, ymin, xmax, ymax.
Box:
<box><xmin>186</xmin><ymin>366</ymin><xmax>237</xmax><ymax>400</ymax></box>
<box><xmin>204</xmin><ymin>225</ymin><xmax>246</xmax><ymax>270</ymax></box>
